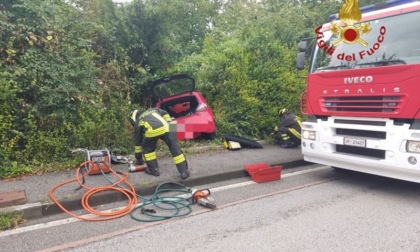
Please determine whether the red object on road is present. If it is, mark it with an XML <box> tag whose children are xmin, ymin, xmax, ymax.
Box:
<box><xmin>244</xmin><ymin>163</ymin><xmax>282</xmax><ymax>183</ymax></box>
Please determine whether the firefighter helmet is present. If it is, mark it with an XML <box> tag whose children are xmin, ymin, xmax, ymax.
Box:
<box><xmin>278</xmin><ymin>108</ymin><xmax>289</xmax><ymax>117</ymax></box>
<box><xmin>129</xmin><ymin>109</ymin><xmax>144</xmax><ymax>126</ymax></box>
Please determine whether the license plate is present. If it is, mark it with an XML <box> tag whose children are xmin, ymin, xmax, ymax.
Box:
<box><xmin>343</xmin><ymin>137</ymin><xmax>366</xmax><ymax>147</ymax></box>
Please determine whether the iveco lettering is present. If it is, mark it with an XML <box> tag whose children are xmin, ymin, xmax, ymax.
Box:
<box><xmin>344</xmin><ymin>76</ymin><xmax>373</xmax><ymax>84</ymax></box>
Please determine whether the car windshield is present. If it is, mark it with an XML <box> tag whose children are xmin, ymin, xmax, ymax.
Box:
<box><xmin>310</xmin><ymin>10</ymin><xmax>420</xmax><ymax>73</ymax></box>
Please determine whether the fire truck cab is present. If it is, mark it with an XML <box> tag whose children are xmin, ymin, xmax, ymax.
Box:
<box><xmin>297</xmin><ymin>0</ymin><xmax>420</xmax><ymax>183</ymax></box>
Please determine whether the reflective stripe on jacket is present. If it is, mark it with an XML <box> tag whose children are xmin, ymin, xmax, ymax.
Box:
<box><xmin>134</xmin><ymin>108</ymin><xmax>172</xmax><ymax>153</ymax></box>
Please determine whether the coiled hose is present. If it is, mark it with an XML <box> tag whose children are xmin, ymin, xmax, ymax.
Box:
<box><xmin>49</xmin><ymin>162</ymin><xmax>194</xmax><ymax>222</ymax></box>
<box><xmin>130</xmin><ymin>182</ymin><xmax>193</xmax><ymax>222</ymax></box>
<box><xmin>49</xmin><ymin>161</ymin><xmax>138</xmax><ymax>221</ymax></box>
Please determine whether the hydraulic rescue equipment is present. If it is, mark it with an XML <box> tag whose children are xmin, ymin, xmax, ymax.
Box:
<box><xmin>49</xmin><ymin>152</ymin><xmax>138</xmax><ymax>221</ymax></box>
<box><xmin>72</xmin><ymin>148</ymin><xmax>111</xmax><ymax>175</ymax></box>
<box><xmin>51</xmin><ymin>149</ymin><xmax>216</xmax><ymax>223</ymax></box>
<box><xmin>192</xmin><ymin>188</ymin><xmax>216</xmax><ymax>209</ymax></box>
<box><xmin>128</xmin><ymin>161</ymin><xmax>147</xmax><ymax>173</ymax></box>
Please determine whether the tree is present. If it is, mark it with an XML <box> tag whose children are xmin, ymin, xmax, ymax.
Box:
<box><xmin>172</xmin><ymin>0</ymin><xmax>308</xmax><ymax>138</ymax></box>
<box><xmin>0</xmin><ymin>0</ymin><xmax>133</xmax><ymax>165</ymax></box>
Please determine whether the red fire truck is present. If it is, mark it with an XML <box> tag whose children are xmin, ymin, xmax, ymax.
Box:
<box><xmin>296</xmin><ymin>0</ymin><xmax>420</xmax><ymax>182</ymax></box>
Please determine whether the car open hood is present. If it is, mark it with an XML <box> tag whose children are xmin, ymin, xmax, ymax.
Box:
<box><xmin>151</xmin><ymin>74</ymin><xmax>196</xmax><ymax>100</ymax></box>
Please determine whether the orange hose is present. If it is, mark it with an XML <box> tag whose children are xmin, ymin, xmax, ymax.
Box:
<box><xmin>49</xmin><ymin>161</ymin><xmax>138</xmax><ymax>221</ymax></box>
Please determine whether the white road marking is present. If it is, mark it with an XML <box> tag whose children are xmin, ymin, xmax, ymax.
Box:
<box><xmin>0</xmin><ymin>165</ymin><xmax>330</xmax><ymax>237</ymax></box>
<box><xmin>211</xmin><ymin>165</ymin><xmax>330</xmax><ymax>192</ymax></box>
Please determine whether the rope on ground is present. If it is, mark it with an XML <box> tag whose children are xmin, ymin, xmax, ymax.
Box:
<box><xmin>49</xmin><ymin>161</ymin><xmax>138</xmax><ymax>221</ymax></box>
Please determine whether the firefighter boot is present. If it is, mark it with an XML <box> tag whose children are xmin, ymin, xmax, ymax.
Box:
<box><xmin>176</xmin><ymin>162</ymin><xmax>190</xmax><ymax>179</ymax></box>
<box><xmin>144</xmin><ymin>158</ymin><xmax>160</xmax><ymax>176</ymax></box>
<box><xmin>181</xmin><ymin>170</ymin><xmax>190</xmax><ymax>179</ymax></box>
<box><xmin>280</xmin><ymin>140</ymin><xmax>297</xmax><ymax>148</ymax></box>
<box><xmin>145</xmin><ymin>167</ymin><xmax>160</xmax><ymax>176</ymax></box>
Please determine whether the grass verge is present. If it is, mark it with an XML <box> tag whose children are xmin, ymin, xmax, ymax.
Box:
<box><xmin>0</xmin><ymin>211</ymin><xmax>26</xmax><ymax>231</ymax></box>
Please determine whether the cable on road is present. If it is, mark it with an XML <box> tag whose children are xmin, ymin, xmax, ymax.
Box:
<box><xmin>49</xmin><ymin>161</ymin><xmax>138</xmax><ymax>221</ymax></box>
<box><xmin>49</xmin><ymin>161</ymin><xmax>196</xmax><ymax>222</ymax></box>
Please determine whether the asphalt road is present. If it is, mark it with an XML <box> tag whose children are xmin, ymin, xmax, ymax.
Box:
<box><xmin>2</xmin><ymin>164</ymin><xmax>420</xmax><ymax>252</ymax></box>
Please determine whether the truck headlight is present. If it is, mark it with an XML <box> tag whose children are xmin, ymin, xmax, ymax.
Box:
<box><xmin>406</xmin><ymin>140</ymin><xmax>420</xmax><ymax>153</ymax></box>
<box><xmin>302</xmin><ymin>130</ymin><xmax>316</xmax><ymax>140</ymax></box>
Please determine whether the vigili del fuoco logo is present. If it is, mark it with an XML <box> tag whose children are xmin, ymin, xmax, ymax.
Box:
<box><xmin>315</xmin><ymin>0</ymin><xmax>386</xmax><ymax>61</ymax></box>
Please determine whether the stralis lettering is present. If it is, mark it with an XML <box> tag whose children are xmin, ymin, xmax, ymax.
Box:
<box><xmin>344</xmin><ymin>76</ymin><xmax>373</xmax><ymax>84</ymax></box>
<box><xmin>323</xmin><ymin>87</ymin><xmax>400</xmax><ymax>95</ymax></box>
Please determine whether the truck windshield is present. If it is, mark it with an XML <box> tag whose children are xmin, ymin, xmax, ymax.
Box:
<box><xmin>311</xmin><ymin>10</ymin><xmax>420</xmax><ymax>73</ymax></box>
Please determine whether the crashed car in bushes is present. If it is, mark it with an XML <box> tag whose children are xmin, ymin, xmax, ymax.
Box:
<box><xmin>150</xmin><ymin>74</ymin><xmax>216</xmax><ymax>140</ymax></box>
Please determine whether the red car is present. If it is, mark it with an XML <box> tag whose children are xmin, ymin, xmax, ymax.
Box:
<box><xmin>151</xmin><ymin>74</ymin><xmax>216</xmax><ymax>140</ymax></box>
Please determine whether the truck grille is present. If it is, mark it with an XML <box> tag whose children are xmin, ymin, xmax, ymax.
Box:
<box><xmin>323</xmin><ymin>96</ymin><xmax>401</xmax><ymax>113</ymax></box>
<box><xmin>336</xmin><ymin>145</ymin><xmax>386</xmax><ymax>159</ymax></box>
<box><xmin>334</xmin><ymin>124</ymin><xmax>386</xmax><ymax>159</ymax></box>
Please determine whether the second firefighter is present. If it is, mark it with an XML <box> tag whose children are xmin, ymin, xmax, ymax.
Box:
<box><xmin>272</xmin><ymin>108</ymin><xmax>302</xmax><ymax>148</ymax></box>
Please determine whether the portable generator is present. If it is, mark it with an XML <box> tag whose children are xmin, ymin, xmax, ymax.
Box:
<box><xmin>84</xmin><ymin>148</ymin><xmax>111</xmax><ymax>175</ymax></box>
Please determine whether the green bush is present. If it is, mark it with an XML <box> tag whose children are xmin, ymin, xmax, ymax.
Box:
<box><xmin>0</xmin><ymin>162</ymin><xmax>32</xmax><ymax>179</ymax></box>
<box><xmin>0</xmin><ymin>78</ymin><xmax>21</xmax><ymax>162</ymax></box>
<box><xmin>174</xmin><ymin>34</ymin><xmax>305</xmax><ymax>139</ymax></box>
<box><xmin>0</xmin><ymin>0</ymin><xmax>336</xmax><ymax>177</ymax></box>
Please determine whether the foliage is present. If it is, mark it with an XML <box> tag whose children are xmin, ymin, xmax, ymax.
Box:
<box><xmin>0</xmin><ymin>162</ymin><xmax>32</xmax><ymax>179</ymax></box>
<box><xmin>173</xmin><ymin>0</ymin><xmax>309</xmax><ymax>138</ymax></box>
<box><xmin>0</xmin><ymin>0</ymin><xmax>349</xmax><ymax>177</ymax></box>
<box><xmin>0</xmin><ymin>78</ymin><xmax>21</xmax><ymax>162</ymax></box>
<box><xmin>0</xmin><ymin>0</ymin><xmax>134</xmax><ymax>173</ymax></box>
<box><xmin>0</xmin><ymin>211</ymin><xmax>25</xmax><ymax>231</ymax></box>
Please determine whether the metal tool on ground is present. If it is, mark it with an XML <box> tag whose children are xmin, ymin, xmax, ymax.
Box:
<box><xmin>192</xmin><ymin>188</ymin><xmax>216</xmax><ymax>209</ymax></box>
<box><xmin>128</xmin><ymin>161</ymin><xmax>147</xmax><ymax>173</ymax></box>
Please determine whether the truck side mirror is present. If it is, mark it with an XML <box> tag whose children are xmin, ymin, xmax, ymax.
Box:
<box><xmin>296</xmin><ymin>52</ymin><xmax>306</xmax><ymax>70</ymax></box>
<box><xmin>298</xmin><ymin>41</ymin><xmax>307</xmax><ymax>52</ymax></box>
<box><xmin>296</xmin><ymin>41</ymin><xmax>308</xmax><ymax>70</ymax></box>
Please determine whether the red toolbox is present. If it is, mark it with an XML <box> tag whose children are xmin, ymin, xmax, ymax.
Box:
<box><xmin>244</xmin><ymin>163</ymin><xmax>283</xmax><ymax>183</ymax></box>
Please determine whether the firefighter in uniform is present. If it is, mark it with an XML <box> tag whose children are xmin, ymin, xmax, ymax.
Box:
<box><xmin>130</xmin><ymin>108</ymin><xmax>190</xmax><ymax>179</ymax></box>
<box><xmin>272</xmin><ymin>108</ymin><xmax>302</xmax><ymax>148</ymax></box>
